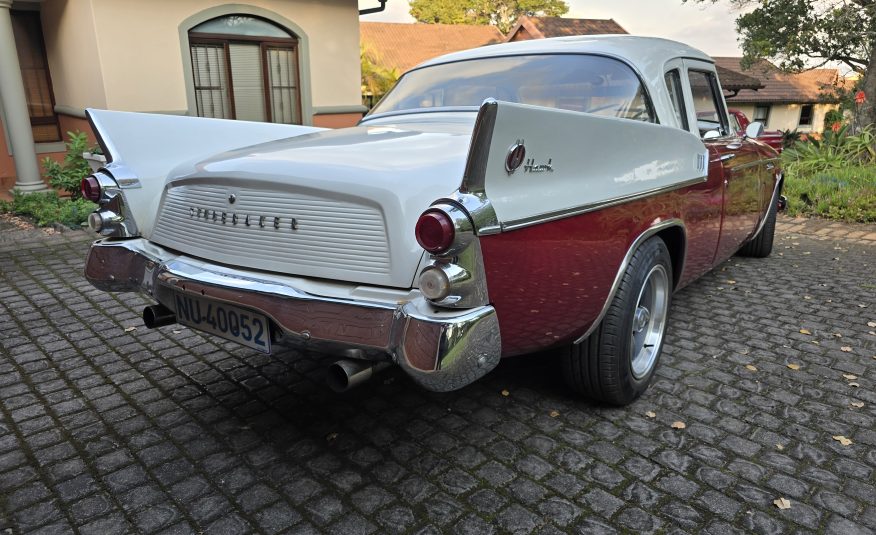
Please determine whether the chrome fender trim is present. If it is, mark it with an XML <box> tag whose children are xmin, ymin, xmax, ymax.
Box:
<box><xmin>747</xmin><ymin>173</ymin><xmax>784</xmax><ymax>243</ymax></box>
<box><xmin>574</xmin><ymin>219</ymin><xmax>686</xmax><ymax>344</ymax></box>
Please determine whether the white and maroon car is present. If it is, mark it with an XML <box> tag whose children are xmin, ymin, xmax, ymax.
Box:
<box><xmin>83</xmin><ymin>36</ymin><xmax>782</xmax><ymax>405</ymax></box>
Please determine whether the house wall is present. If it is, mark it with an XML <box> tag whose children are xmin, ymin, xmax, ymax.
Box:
<box><xmin>41</xmin><ymin>0</ymin><xmax>362</xmax><ymax>125</ymax></box>
<box><xmin>727</xmin><ymin>102</ymin><xmax>839</xmax><ymax>133</ymax></box>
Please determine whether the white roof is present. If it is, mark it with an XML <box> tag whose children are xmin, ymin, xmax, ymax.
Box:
<box><xmin>418</xmin><ymin>34</ymin><xmax>713</xmax><ymax>72</ymax></box>
<box><xmin>415</xmin><ymin>35</ymin><xmax>717</xmax><ymax>128</ymax></box>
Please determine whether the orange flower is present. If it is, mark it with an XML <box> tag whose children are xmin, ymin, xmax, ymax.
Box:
<box><xmin>831</xmin><ymin>121</ymin><xmax>841</xmax><ymax>132</ymax></box>
<box><xmin>855</xmin><ymin>90</ymin><xmax>866</xmax><ymax>104</ymax></box>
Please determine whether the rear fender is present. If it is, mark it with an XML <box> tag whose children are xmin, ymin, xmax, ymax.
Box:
<box><xmin>456</xmin><ymin>99</ymin><xmax>709</xmax><ymax>233</ymax></box>
<box><xmin>86</xmin><ymin>109</ymin><xmax>323</xmax><ymax>236</ymax></box>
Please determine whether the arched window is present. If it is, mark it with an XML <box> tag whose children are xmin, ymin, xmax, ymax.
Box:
<box><xmin>189</xmin><ymin>15</ymin><xmax>301</xmax><ymax>124</ymax></box>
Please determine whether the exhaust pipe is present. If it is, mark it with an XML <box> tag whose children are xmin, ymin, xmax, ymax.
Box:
<box><xmin>143</xmin><ymin>304</ymin><xmax>176</xmax><ymax>328</ymax></box>
<box><xmin>327</xmin><ymin>359</ymin><xmax>390</xmax><ymax>392</ymax></box>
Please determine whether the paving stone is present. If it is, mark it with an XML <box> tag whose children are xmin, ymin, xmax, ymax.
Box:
<box><xmin>0</xmin><ymin>219</ymin><xmax>874</xmax><ymax>534</ymax></box>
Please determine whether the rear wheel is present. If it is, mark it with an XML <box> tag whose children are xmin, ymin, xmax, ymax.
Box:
<box><xmin>561</xmin><ymin>237</ymin><xmax>672</xmax><ymax>405</ymax></box>
<box><xmin>737</xmin><ymin>193</ymin><xmax>777</xmax><ymax>258</ymax></box>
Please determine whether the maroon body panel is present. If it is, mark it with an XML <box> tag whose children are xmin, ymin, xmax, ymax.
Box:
<box><xmin>479</xmin><ymin>137</ymin><xmax>778</xmax><ymax>358</ymax></box>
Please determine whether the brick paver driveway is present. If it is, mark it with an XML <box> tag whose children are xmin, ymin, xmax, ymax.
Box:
<box><xmin>0</xmin><ymin>216</ymin><xmax>874</xmax><ymax>534</ymax></box>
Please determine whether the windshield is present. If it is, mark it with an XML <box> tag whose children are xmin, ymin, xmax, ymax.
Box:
<box><xmin>370</xmin><ymin>54</ymin><xmax>654</xmax><ymax>122</ymax></box>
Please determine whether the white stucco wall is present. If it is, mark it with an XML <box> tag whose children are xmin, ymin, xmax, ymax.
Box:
<box><xmin>726</xmin><ymin>101</ymin><xmax>839</xmax><ymax>133</ymax></box>
<box><xmin>43</xmin><ymin>0</ymin><xmax>361</xmax><ymax>123</ymax></box>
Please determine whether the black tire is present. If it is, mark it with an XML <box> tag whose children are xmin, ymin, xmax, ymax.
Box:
<box><xmin>737</xmin><ymin>193</ymin><xmax>777</xmax><ymax>258</ymax></box>
<box><xmin>560</xmin><ymin>237</ymin><xmax>673</xmax><ymax>405</ymax></box>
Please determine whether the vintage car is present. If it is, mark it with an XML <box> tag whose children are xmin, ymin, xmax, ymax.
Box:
<box><xmin>728</xmin><ymin>109</ymin><xmax>785</xmax><ymax>152</ymax></box>
<box><xmin>82</xmin><ymin>35</ymin><xmax>782</xmax><ymax>405</ymax></box>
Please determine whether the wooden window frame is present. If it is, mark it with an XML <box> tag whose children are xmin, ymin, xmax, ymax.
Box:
<box><xmin>189</xmin><ymin>32</ymin><xmax>302</xmax><ymax>124</ymax></box>
<box><xmin>11</xmin><ymin>10</ymin><xmax>61</xmax><ymax>143</ymax></box>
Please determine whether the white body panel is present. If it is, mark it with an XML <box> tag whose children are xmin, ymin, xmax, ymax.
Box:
<box><xmin>150</xmin><ymin>116</ymin><xmax>476</xmax><ymax>288</ymax></box>
<box><xmin>87</xmin><ymin>110</ymin><xmax>324</xmax><ymax>236</ymax></box>
<box><xmin>481</xmin><ymin>102</ymin><xmax>708</xmax><ymax>225</ymax></box>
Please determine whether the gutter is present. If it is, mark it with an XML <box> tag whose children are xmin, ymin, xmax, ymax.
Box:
<box><xmin>359</xmin><ymin>0</ymin><xmax>387</xmax><ymax>15</ymax></box>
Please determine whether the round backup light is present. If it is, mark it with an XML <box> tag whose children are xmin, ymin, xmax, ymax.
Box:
<box><xmin>81</xmin><ymin>175</ymin><xmax>101</xmax><ymax>202</ymax></box>
<box><xmin>419</xmin><ymin>267</ymin><xmax>451</xmax><ymax>301</ymax></box>
<box><xmin>415</xmin><ymin>210</ymin><xmax>455</xmax><ymax>254</ymax></box>
<box><xmin>87</xmin><ymin>212</ymin><xmax>103</xmax><ymax>232</ymax></box>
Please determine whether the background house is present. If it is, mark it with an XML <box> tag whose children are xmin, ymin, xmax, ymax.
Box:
<box><xmin>504</xmin><ymin>16</ymin><xmax>627</xmax><ymax>41</ymax></box>
<box><xmin>715</xmin><ymin>57</ymin><xmax>840</xmax><ymax>133</ymax></box>
<box><xmin>1</xmin><ymin>0</ymin><xmax>365</xmax><ymax>196</ymax></box>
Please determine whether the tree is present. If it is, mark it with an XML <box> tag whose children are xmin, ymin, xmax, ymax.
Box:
<box><xmin>361</xmin><ymin>45</ymin><xmax>400</xmax><ymax>108</ymax></box>
<box><xmin>683</xmin><ymin>0</ymin><xmax>875</xmax><ymax>128</ymax></box>
<box><xmin>410</xmin><ymin>0</ymin><xmax>570</xmax><ymax>34</ymax></box>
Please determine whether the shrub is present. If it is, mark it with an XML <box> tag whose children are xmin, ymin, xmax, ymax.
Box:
<box><xmin>42</xmin><ymin>131</ymin><xmax>96</xmax><ymax>199</ymax></box>
<box><xmin>780</xmin><ymin>125</ymin><xmax>876</xmax><ymax>222</ymax></box>
<box><xmin>0</xmin><ymin>190</ymin><xmax>96</xmax><ymax>228</ymax></box>
<box><xmin>782</xmin><ymin>125</ymin><xmax>875</xmax><ymax>174</ymax></box>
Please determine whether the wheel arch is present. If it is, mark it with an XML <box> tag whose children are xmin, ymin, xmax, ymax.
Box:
<box><xmin>574</xmin><ymin>219</ymin><xmax>686</xmax><ymax>344</ymax></box>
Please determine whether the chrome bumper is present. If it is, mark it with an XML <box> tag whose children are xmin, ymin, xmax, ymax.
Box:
<box><xmin>85</xmin><ymin>238</ymin><xmax>501</xmax><ymax>392</ymax></box>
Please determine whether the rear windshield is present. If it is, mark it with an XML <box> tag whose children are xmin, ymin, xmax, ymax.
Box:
<box><xmin>370</xmin><ymin>54</ymin><xmax>654</xmax><ymax>122</ymax></box>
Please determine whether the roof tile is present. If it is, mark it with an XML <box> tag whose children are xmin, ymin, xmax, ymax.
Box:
<box><xmin>714</xmin><ymin>57</ymin><xmax>839</xmax><ymax>103</ymax></box>
<box><xmin>360</xmin><ymin>22</ymin><xmax>504</xmax><ymax>73</ymax></box>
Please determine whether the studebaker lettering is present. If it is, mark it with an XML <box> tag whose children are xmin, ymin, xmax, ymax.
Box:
<box><xmin>83</xmin><ymin>36</ymin><xmax>782</xmax><ymax>405</ymax></box>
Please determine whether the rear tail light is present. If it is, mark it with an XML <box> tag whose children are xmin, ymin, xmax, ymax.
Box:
<box><xmin>81</xmin><ymin>175</ymin><xmax>101</xmax><ymax>202</ymax></box>
<box><xmin>416</xmin><ymin>209</ymin><xmax>455</xmax><ymax>254</ymax></box>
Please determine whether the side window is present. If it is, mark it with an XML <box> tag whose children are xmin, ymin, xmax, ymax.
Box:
<box><xmin>798</xmin><ymin>104</ymin><xmax>814</xmax><ymax>127</ymax></box>
<box><xmin>664</xmin><ymin>69</ymin><xmax>688</xmax><ymax>130</ymax></box>
<box><xmin>687</xmin><ymin>70</ymin><xmax>728</xmax><ymax>138</ymax></box>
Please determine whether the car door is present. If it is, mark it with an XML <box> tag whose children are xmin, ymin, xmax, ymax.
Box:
<box><xmin>683</xmin><ymin>62</ymin><xmax>763</xmax><ymax>264</ymax></box>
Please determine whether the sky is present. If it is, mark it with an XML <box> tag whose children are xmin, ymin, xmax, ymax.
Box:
<box><xmin>358</xmin><ymin>0</ymin><xmax>745</xmax><ymax>57</ymax></box>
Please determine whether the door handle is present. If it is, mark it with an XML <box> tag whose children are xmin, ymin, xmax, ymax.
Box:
<box><xmin>727</xmin><ymin>142</ymin><xmax>742</xmax><ymax>150</ymax></box>
<box><xmin>720</xmin><ymin>153</ymin><xmax>737</xmax><ymax>161</ymax></box>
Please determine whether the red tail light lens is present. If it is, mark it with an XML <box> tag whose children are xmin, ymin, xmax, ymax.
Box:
<box><xmin>81</xmin><ymin>176</ymin><xmax>101</xmax><ymax>202</ymax></box>
<box><xmin>416</xmin><ymin>209</ymin><xmax>455</xmax><ymax>254</ymax></box>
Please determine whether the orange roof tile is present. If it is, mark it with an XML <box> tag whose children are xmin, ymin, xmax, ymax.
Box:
<box><xmin>360</xmin><ymin>22</ymin><xmax>504</xmax><ymax>73</ymax></box>
<box><xmin>714</xmin><ymin>57</ymin><xmax>840</xmax><ymax>103</ymax></box>
<box><xmin>506</xmin><ymin>16</ymin><xmax>628</xmax><ymax>41</ymax></box>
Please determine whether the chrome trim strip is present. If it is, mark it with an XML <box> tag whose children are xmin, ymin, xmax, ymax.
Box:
<box><xmin>451</xmin><ymin>99</ymin><xmax>501</xmax><ymax>235</ymax></box>
<box><xmin>502</xmin><ymin>176</ymin><xmax>706</xmax><ymax>232</ymax></box>
<box><xmin>574</xmin><ymin>219</ymin><xmax>686</xmax><ymax>344</ymax></box>
<box><xmin>461</xmin><ymin>98</ymin><xmax>498</xmax><ymax>194</ymax></box>
<box><xmin>86</xmin><ymin>109</ymin><xmax>117</xmax><ymax>164</ymax></box>
<box><xmin>729</xmin><ymin>157</ymin><xmax>781</xmax><ymax>172</ymax></box>
<box><xmin>748</xmin><ymin>173</ymin><xmax>783</xmax><ymax>242</ymax></box>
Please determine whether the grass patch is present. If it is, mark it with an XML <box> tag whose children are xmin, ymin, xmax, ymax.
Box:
<box><xmin>0</xmin><ymin>191</ymin><xmax>96</xmax><ymax>228</ymax></box>
<box><xmin>782</xmin><ymin>165</ymin><xmax>876</xmax><ymax>223</ymax></box>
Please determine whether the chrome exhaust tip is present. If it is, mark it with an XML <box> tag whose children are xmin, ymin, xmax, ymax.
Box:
<box><xmin>327</xmin><ymin>359</ymin><xmax>390</xmax><ymax>392</ymax></box>
<box><xmin>143</xmin><ymin>304</ymin><xmax>176</xmax><ymax>329</ymax></box>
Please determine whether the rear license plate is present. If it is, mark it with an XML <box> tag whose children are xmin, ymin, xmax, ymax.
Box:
<box><xmin>173</xmin><ymin>292</ymin><xmax>271</xmax><ymax>353</ymax></box>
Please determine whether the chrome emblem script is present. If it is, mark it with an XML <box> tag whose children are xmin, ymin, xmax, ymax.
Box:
<box><xmin>189</xmin><ymin>207</ymin><xmax>298</xmax><ymax>230</ymax></box>
<box><xmin>505</xmin><ymin>140</ymin><xmax>526</xmax><ymax>174</ymax></box>
<box><xmin>524</xmin><ymin>157</ymin><xmax>554</xmax><ymax>173</ymax></box>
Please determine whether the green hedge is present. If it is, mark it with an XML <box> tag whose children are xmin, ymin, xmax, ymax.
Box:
<box><xmin>0</xmin><ymin>191</ymin><xmax>96</xmax><ymax>228</ymax></box>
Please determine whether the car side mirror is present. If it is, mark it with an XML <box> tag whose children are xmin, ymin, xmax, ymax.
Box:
<box><xmin>745</xmin><ymin>122</ymin><xmax>764</xmax><ymax>139</ymax></box>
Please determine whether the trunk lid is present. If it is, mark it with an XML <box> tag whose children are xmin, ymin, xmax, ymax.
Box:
<box><xmin>150</xmin><ymin>115</ymin><xmax>475</xmax><ymax>288</ymax></box>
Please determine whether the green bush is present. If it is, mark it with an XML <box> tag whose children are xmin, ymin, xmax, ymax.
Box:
<box><xmin>0</xmin><ymin>190</ymin><xmax>96</xmax><ymax>228</ymax></box>
<box><xmin>42</xmin><ymin>131</ymin><xmax>96</xmax><ymax>200</ymax></box>
<box><xmin>780</xmin><ymin>126</ymin><xmax>876</xmax><ymax>222</ymax></box>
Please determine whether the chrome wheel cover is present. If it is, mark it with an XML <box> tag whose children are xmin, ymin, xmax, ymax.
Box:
<box><xmin>630</xmin><ymin>264</ymin><xmax>669</xmax><ymax>380</ymax></box>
